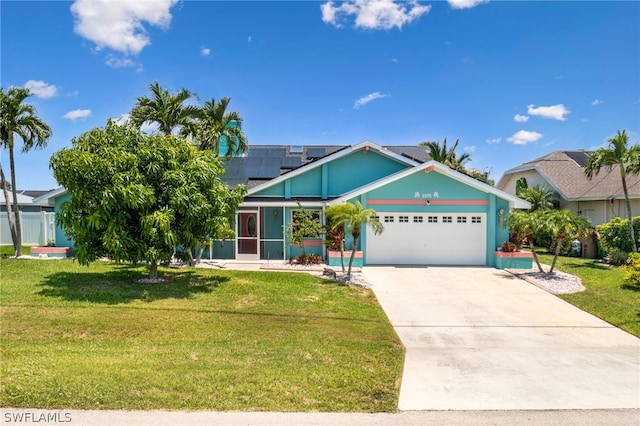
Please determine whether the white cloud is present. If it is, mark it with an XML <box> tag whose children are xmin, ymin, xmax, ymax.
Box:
<box><xmin>464</xmin><ymin>145</ymin><xmax>476</xmax><ymax>153</ymax></box>
<box><xmin>105</xmin><ymin>56</ymin><xmax>136</xmax><ymax>69</ymax></box>
<box><xmin>507</xmin><ymin>130</ymin><xmax>543</xmax><ymax>145</ymax></box>
<box><xmin>591</xmin><ymin>98</ymin><xmax>603</xmax><ymax>106</ymax></box>
<box><xmin>200</xmin><ymin>47</ymin><xmax>211</xmax><ymax>56</ymax></box>
<box><xmin>113</xmin><ymin>113</ymin><xmax>131</xmax><ymax>125</ymax></box>
<box><xmin>581</xmin><ymin>118</ymin><xmax>589</xmax><ymax>123</ymax></box>
<box><xmin>70</xmin><ymin>0</ymin><xmax>178</xmax><ymax>55</ymax></box>
<box><xmin>448</xmin><ymin>0</ymin><xmax>489</xmax><ymax>10</ymax></box>
<box><xmin>514</xmin><ymin>114</ymin><xmax>529</xmax><ymax>123</ymax></box>
<box><xmin>63</xmin><ymin>109</ymin><xmax>92</xmax><ymax>120</ymax></box>
<box><xmin>353</xmin><ymin>92</ymin><xmax>387</xmax><ymax>109</ymax></box>
<box><xmin>321</xmin><ymin>0</ymin><xmax>431</xmax><ymax>30</ymax></box>
<box><xmin>527</xmin><ymin>104</ymin><xmax>570</xmax><ymax>121</ymax></box>
<box><xmin>486</xmin><ymin>137</ymin><xmax>501</xmax><ymax>144</ymax></box>
<box><xmin>23</xmin><ymin>80</ymin><xmax>58</xmax><ymax>99</ymax></box>
<box><xmin>248</xmin><ymin>35</ymin><xmax>253</xmax><ymax>42</ymax></box>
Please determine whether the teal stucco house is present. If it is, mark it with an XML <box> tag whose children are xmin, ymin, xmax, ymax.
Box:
<box><xmin>42</xmin><ymin>141</ymin><xmax>529</xmax><ymax>267</ymax></box>
<box><xmin>214</xmin><ymin>141</ymin><xmax>528</xmax><ymax>267</ymax></box>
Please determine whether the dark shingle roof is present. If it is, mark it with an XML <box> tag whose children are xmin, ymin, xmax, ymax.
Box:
<box><xmin>221</xmin><ymin>144</ymin><xmax>429</xmax><ymax>188</ymax></box>
<box><xmin>503</xmin><ymin>150</ymin><xmax>640</xmax><ymax>200</ymax></box>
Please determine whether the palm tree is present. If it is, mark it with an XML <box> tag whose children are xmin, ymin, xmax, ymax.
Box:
<box><xmin>543</xmin><ymin>210</ymin><xmax>592</xmax><ymax>273</ymax></box>
<box><xmin>508</xmin><ymin>210</ymin><xmax>546</xmax><ymax>272</ymax></box>
<box><xmin>519</xmin><ymin>184</ymin><xmax>555</xmax><ymax>212</ymax></box>
<box><xmin>192</xmin><ymin>97</ymin><xmax>248</xmax><ymax>156</ymax></box>
<box><xmin>325</xmin><ymin>203</ymin><xmax>349</xmax><ymax>273</ymax></box>
<box><xmin>329</xmin><ymin>201</ymin><xmax>383</xmax><ymax>276</ymax></box>
<box><xmin>130</xmin><ymin>81</ymin><xmax>200</xmax><ymax>136</ymax></box>
<box><xmin>0</xmin><ymin>87</ymin><xmax>52</xmax><ymax>257</ymax></box>
<box><xmin>419</xmin><ymin>138</ymin><xmax>471</xmax><ymax>172</ymax></box>
<box><xmin>585</xmin><ymin>130</ymin><xmax>640</xmax><ymax>252</ymax></box>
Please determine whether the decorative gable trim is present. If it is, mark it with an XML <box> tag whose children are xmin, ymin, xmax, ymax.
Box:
<box><xmin>246</xmin><ymin>141</ymin><xmax>420</xmax><ymax>196</ymax></box>
<box><xmin>329</xmin><ymin>160</ymin><xmax>531</xmax><ymax>209</ymax></box>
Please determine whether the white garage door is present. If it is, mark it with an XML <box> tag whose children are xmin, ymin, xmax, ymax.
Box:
<box><xmin>366</xmin><ymin>213</ymin><xmax>487</xmax><ymax>265</ymax></box>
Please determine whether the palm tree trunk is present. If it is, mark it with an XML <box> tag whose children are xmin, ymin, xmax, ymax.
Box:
<box><xmin>339</xmin><ymin>236</ymin><xmax>345</xmax><ymax>273</ymax></box>
<box><xmin>8</xmin><ymin>139</ymin><xmax>22</xmax><ymax>257</ymax></box>
<box><xmin>347</xmin><ymin>237</ymin><xmax>358</xmax><ymax>276</ymax></box>
<box><xmin>621</xmin><ymin>173</ymin><xmax>638</xmax><ymax>252</ymax></box>
<box><xmin>0</xmin><ymin>164</ymin><xmax>19</xmax><ymax>254</ymax></box>
<box><xmin>528</xmin><ymin>236</ymin><xmax>544</xmax><ymax>272</ymax></box>
<box><xmin>549</xmin><ymin>238</ymin><xmax>563</xmax><ymax>273</ymax></box>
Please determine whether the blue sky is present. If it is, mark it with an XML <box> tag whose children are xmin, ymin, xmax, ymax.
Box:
<box><xmin>2</xmin><ymin>0</ymin><xmax>639</xmax><ymax>191</ymax></box>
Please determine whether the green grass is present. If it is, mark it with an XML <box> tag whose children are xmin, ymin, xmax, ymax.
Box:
<box><xmin>536</xmin><ymin>252</ymin><xmax>640</xmax><ymax>338</ymax></box>
<box><xmin>0</xmin><ymin>259</ymin><xmax>404</xmax><ymax>412</ymax></box>
<box><xmin>0</xmin><ymin>246</ymin><xmax>31</xmax><ymax>257</ymax></box>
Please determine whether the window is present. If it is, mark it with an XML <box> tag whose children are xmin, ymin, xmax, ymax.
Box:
<box><xmin>427</xmin><ymin>216</ymin><xmax>438</xmax><ymax>223</ymax></box>
<box><xmin>472</xmin><ymin>216</ymin><xmax>482</xmax><ymax>224</ymax></box>
<box><xmin>413</xmin><ymin>216</ymin><xmax>423</xmax><ymax>223</ymax></box>
<box><xmin>384</xmin><ymin>216</ymin><xmax>394</xmax><ymax>223</ymax></box>
<box><xmin>442</xmin><ymin>216</ymin><xmax>452</xmax><ymax>223</ymax></box>
<box><xmin>399</xmin><ymin>215</ymin><xmax>409</xmax><ymax>223</ymax></box>
<box><xmin>457</xmin><ymin>216</ymin><xmax>467</xmax><ymax>223</ymax></box>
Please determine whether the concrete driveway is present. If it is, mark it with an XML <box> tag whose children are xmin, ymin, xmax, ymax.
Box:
<box><xmin>363</xmin><ymin>266</ymin><xmax>640</xmax><ymax>411</ymax></box>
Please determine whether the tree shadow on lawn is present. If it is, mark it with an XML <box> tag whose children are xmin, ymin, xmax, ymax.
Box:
<box><xmin>36</xmin><ymin>264</ymin><xmax>229</xmax><ymax>305</ymax></box>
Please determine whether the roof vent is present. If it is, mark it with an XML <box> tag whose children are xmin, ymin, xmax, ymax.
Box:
<box><xmin>290</xmin><ymin>145</ymin><xmax>303</xmax><ymax>154</ymax></box>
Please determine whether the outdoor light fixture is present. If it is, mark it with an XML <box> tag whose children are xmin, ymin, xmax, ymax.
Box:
<box><xmin>273</xmin><ymin>209</ymin><xmax>278</xmax><ymax>219</ymax></box>
<box><xmin>498</xmin><ymin>208</ymin><xmax>505</xmax><ymax>227</ymax></box>
<box><xmin>426</xmin><ymin>200</ymin><xmax>430</xmax><ymax>205</ymax></box>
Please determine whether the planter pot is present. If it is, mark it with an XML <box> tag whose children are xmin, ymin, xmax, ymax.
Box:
<box><xmin>495</xmin><ymin>251</ymin><xmax>533</xmax><ymax>269</ymax></box>
<box><xmin>327</xmin><ymin>250</ymin><xmax>363</xmax><ymax>268</ymax></box>
<box><xmin>31</xmin><ymin>246</ymin><xmax>73</xmax><ymax>258</ymax></box>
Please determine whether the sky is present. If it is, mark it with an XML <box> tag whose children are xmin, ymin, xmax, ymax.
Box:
<box><xmin>2</xmin><ymin>0</ymin><xmax>639</xmax><ymax>191</ymax></box>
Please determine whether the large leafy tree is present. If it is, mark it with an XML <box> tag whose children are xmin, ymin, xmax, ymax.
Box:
<box><xmin>585</xmin><ymin>130</ymin><xmax>640</xmax><ymax>252</ymax></box>
<box><xmin>420</xmin><ymin>138</ymin><xmax>471</xmax><ymax>172</ymax></box>
<box><xmin>130</xmin><ymin>81</ymin><xmax>200</xmax><ymax>136</ymax></box>
<box><xmin>328</xmin><ymin>201</ymin><xmax>383</xmax><ymax>276</ymax></box>
<box><xmin>0</xmin><ymin>87</ymin><xmax>52</xmax><ymax>256</ymax></box>
<box><xmin>193</xmin><ymin>97</ymin><xmax>248</xmax><ymax>156</ymax></box>
<box><xmin>50</xmin><ymin>121</ymin><xmax>246</xmax><ymax>280</ymax></box>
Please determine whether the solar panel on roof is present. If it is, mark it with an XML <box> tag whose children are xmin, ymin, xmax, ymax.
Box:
<box><xmin>306</xmin><ymin>147</ymin><xmax>327</xmax><ymax>159</ymax></box>
<box><xmin>565</xmin><ymin>151</ymin><xmax>590</xmax><ymax>167</ymax></box>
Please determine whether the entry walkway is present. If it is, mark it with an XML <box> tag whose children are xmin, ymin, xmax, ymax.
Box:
<box><xmin>363</xmin><ymin>266</ymin><xmax>640</xmax><ymax>411</ymax></box>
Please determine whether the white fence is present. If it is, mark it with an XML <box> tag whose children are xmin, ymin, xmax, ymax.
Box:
<box><xmin>0</xmin><ymin>211</ymin><xmax>56</xmax><ymax>246</ymax></box>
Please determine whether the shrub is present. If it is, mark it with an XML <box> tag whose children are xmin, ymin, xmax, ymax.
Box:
<box><xmin>597</xmin><ymin>217</ymin><xmax>640</xmax><ymax>256</ymax></box>
<box><xmin>500</xmin><ymin>241</ymin><xmax>519</xmax><ymax>252</ymax></box>
<box><xmin>623</xmin><ymin>252</ymin><xmax>640</xmax><ymax>286</ymax></box>
<box><xmin>295</xmin><ymin>253</ymin><xmax>324</xmax><ymax>265</ymax></box>
<box><xmin>605</xmin><ymin>248</ymin><xmax>629</xmax><ymax>266</ymax></box>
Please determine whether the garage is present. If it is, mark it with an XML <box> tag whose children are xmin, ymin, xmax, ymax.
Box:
<box><xmin>365</xmin><ymin>212</ymin><xmax>487</xmax><ymax>265</ymax></box>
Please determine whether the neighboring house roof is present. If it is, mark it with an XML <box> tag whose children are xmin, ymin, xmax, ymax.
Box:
<box><xmin>0</xmin><ymin>191</ymin><xmax>35</xmax><ymax>205</ymax></box>
<box><xmin>224</xmin><ymin>142</ymin><xmax>429</xmax><ymax>190</ymax></box>
<box><xmin>331</xmin><ymin>161</ymin><xmax>530</xmax><ymax>210</ymax></box>
<box><xmin>32</xmin><ymin>187</ymin><xmax>67</xmax><ymax>206</ymax></box>
<box><xmin>498</xmin><ymin>150</ymin><xmax>640</xmax><ymax>201</ymax></box>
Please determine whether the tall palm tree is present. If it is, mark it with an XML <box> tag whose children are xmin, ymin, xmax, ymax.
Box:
<box><xmin>419</xmin><ymin>138</ymin><xmax>471</xmax><ymax>172</ymax></box>
<box><xmin>585</xmin><ymin>130</ymin><xmax>640</xmax><ymax>252</ymax></box>
<box><xmin>130</xmin><ymin>81</ymin><xmax>200</xmax><ymax>136</ymax></box>
<box><xmin>192</xmin><ymin>97</ymin><xmax>248</xmax><ymax>156</ymax></box>
<box><xmin>519</xmin><ymin>184</ymin><xmax>555</xmax><ymax>212</ymax></box>
<box><xmin>508</xmin><ymin>210</ymin><xmax>546</xmax><ymax>272</ymax></box>
<box><xmin>543</xmin><ymin>209</ymin><xmax>592</xmax><ymax>273</ymax></box>
<box><xmin>0</xmin><ymin>87</ymin><xmax>52</xmax><ymax>257</ymax></box>
<box><xmin>329</xmin><ymin>201</ymin><xmax>383</xmax><ymax>276</ymax></box>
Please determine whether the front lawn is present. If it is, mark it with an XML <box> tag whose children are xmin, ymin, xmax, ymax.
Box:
<box><xmin>0</xmin><ymin>259</ymin><xmax>404</xmax><ymax>412</ymax></box>
<box><xmin>536</xmin><ymin>253</ymin><xmax>640</xmax><ymax>338</ymax></box>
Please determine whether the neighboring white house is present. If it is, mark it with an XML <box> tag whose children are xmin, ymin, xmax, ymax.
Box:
<box><xmin>0</xmin><ymin>190</ymin><xmax>56</xmax><ymax>246</ymax></box>
<box><xmin>497</xmin><ymin>150</ymin><xmax>640</xmax><ymax>227</ymax></box>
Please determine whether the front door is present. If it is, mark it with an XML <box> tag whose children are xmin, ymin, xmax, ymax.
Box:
<box><xmin>236</xmin><ymin>211</ymin><xmax>259</xmax><ymax>260</ymax></box>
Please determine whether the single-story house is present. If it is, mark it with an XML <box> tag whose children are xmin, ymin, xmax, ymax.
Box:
<box><xmin>1</xmin><ymin>190</ymin><xmax>56</xmax><ymax>246</ymax></box>
<box><xmin>497</xmin><ymin>150</ymin><xmax>640</xmax><ymax>227</ymax></box>
<box><xmin>42</xmin><ymin>141</ymin><xmax>530</xmax><ymax>267</ymax></box>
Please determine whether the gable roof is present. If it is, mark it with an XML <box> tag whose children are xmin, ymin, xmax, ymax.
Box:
<box><xmin>331</xmin><ymin>160</ymin><xmax>530</xmax><ymax>209</ymax></box>
<box><xmin>498</xmin><ymin>150</ymin><xmax>640</xmax><ymax>201</ymax></box>
<box><xmin>242</xmin><ymin>141</ymin><xmax>426</xmax><ymax>194</ymax></box>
